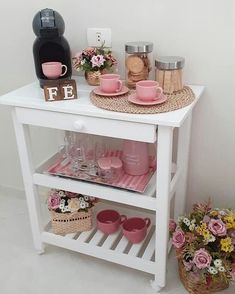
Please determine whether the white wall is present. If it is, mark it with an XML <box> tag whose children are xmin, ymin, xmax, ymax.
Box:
<box><xmin>0</xmin><ymin>0</ymin><xmax>234</xmax><ymax>207</ymax></box>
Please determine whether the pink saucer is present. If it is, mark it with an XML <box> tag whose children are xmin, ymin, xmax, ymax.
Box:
<box><xmin>128</xmin><ymin>92</ymin><xmax>167</xmax><ymax>106</ymax></box>
<box><xmin>93</xmin><ymin>86</ymin><xmax>129</xmax><ymax>97</ymax></box>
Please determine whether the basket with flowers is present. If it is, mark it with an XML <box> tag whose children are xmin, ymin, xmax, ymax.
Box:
<box><xmin>47</xmin><ymin>189</ymin><xmax>96</xmax><ymax>235</ymax></box>
<box><xmin>72</xmin><ymin>46</ymin><xmax>117</xmax><ymax>85</ymax></box>
<box><xmin>170</xmin><ymin>200</ymin><xmax>235</xmax><ymax>293</ymax></box>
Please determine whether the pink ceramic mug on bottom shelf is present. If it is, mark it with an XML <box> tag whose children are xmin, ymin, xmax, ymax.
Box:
<box><xmin>122</xmin><ymin>217</ymin><xmax>151</xmax><ymax>243</ymax></box>
<box><xmin>136</xmin><ymin>80</ymin><xmax>162</xmax><ymax>101</ymax></box>
<box><xmin>96</xmin><ymin>209</ymin><xmax>127</xmax><ymax>234</ymax></box>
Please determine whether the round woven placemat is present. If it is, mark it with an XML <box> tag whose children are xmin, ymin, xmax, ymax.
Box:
<box><xmin>90</xmin><ymin>86</ymin><xmax>195</xmax><ymax>114</ymax></box>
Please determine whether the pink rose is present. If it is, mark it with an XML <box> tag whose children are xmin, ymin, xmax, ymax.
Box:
<box><xmin>91</xmin><ymin>55</ymin><xmax>105</xmax><ymax>68</ymax></box>
<box><xmin>231</xmin><ymin>265</ymin><xmax>235</xmax><ymax>281</ymax></box>
<box><xmin>208</xmin><ymin>219</ymin><xmax>227</xmax><ymax>236</ymax></box>
<box><xmin>193</xmin><ymin>248</ymin><xmax>212</xmax><ymax>269</ymax></box>
<box><xmin>169</xmin><ymin>219</ymin><xmax>176</xmax><ymax>233</ymax></box>
<box><xmin>172</xmin><ymin>229</ymin><xmax>185</xmax><ymax>249</ymax></box>
<box><xmin>48</xmin><ymin>195</ymin><xmax>61</xmax><ymax>210</ymax></box>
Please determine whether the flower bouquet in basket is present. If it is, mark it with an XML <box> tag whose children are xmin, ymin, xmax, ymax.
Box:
<box><xmin>170</xmin><ymin>200</ymin><xmax>235</xmax><ymax>294</ymax></box>
<box><xmin>48</xmin><ymin>189</ymin><xmax>96</xmax><ymax>235</ymax></box>
<box><xmin>72</xmin><ymin>45</ymin><xmax>117</xmax><ymax>85</ymax></box>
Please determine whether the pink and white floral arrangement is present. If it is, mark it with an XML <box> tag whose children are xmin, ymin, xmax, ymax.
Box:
<box><xmin>47</xmin><ymin>189</ymin><xmax>96</xmax><ymax>213</ymax></box>
<box><xmin>170</xmin><ymin>200</ymin><xmax>235</xmax><ymax>285</ymax></box>
<box><xmin>72</xmin><ymin>46</ymin><xmax>117</xmax><ymax>73</ymax></box>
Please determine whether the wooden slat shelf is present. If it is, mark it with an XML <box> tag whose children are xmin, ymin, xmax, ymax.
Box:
<box><xmin>42</xmin><ymin>202</ymin><xmax>157</xmax><ymax>274</ymax></box>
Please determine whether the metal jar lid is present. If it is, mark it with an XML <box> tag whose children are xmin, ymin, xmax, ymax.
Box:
<box><xmin>155</xmin><ymin>56</ymin><xmax>185</xmax><ymax>70</ymax></box>
<box><xmin>125</xmin><ymin>41</ymin><xmax>153</xmax><ymax>54</ymax></box>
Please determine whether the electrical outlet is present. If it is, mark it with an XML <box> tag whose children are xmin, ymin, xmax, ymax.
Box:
<box><xmin>87</xmin><ymin>28</ymin><xmax>112</xmax><ymax>47</ymax></box>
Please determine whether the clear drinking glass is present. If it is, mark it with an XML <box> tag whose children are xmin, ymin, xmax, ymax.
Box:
<box><xmin>95</xmin><ymin>140</ymin><xmax>107</xmax><ymax>161</ymax></box>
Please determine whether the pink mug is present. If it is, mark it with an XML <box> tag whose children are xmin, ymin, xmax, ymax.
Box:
<box><xmin>136</xmin><ymin>80</ymin><xmax>163</xmax><ymax>101</ymax></box>
<box><xmin>100</xmin><ymin>74</ymin><xmax>122</xmax><ymax>93</ymax></box>
<box><xmin>122</xmin><ymin>217</ymin><xmax>151</xmax><ymax>244</ymax></box>
<box><xmin>42</xmin><ymin>61</ymin><xmax>67</xmax><ymax>79</ymax></box>
<box><xmin>96</xmin><ymin>209</ymin><xmax>127</xmax><ymax>234</ymax></box>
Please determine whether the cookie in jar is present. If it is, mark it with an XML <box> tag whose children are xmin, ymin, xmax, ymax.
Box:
<box><xmin>125</xmin><ymin>42</ymin><xmax>153</xmax><ymax>89</ymax></box>
<box><xmin>155</xmin><ymin>56</ymin><xmax>185</xmax><ymax>94</ymax></box>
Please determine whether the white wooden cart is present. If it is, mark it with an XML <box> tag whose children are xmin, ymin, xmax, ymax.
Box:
<box><xmin>0</xmin><ymin>78</ymin><xmax>204</xmax><ymax>291</ymax></box>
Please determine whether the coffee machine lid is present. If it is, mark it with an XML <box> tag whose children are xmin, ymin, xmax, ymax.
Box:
<box><xmin>32</xmin><ymin>8</ymin><xmax>65</xmax><ymax>37</ymax></box>
<box><xmin>41</xmin><ymin>8</ymin><xmax>55</xmax><ymax>28</ymax></box>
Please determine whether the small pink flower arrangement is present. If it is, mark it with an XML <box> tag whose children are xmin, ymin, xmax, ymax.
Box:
<box><xmin>47</xmin><ymin>189</ymin><xmax>96</xmax><ymax>213</ymax></box>
<box><xmin>170</xmin><ymin>200</ymin><xmax>235</xmax><ymax>286</ymax></box>
<box><xmin>72</xmin><ymin>45</ymin><xmax>117</xmax><ymax>73</ymax></box>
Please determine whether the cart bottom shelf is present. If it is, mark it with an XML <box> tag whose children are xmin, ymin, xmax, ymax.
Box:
<box><xmin>42</xmin><ymin>203</ymin><xmax>157</xmax><ymax>274</ymax></box>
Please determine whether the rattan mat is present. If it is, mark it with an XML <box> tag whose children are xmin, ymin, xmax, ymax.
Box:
<box><xmin>90</xmin><ymin>86</ymin><xmax>195</xmax><ymax>114</ymax></box>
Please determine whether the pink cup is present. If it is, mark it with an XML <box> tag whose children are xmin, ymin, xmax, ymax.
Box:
<box><xmin>96</xmin><ymin>210</ymin><xmax>127</xmax><ymax>234</ymax></box>
<box><xmin>42</xmin><ymin>61</ymin><xmax>67</xmax><ymax>79</ymax></box>
<box><xmin>122</xmin><ymin>217</ymin><xmax>151</xmax><ymax>243</ymax></box>
<box><xmin>100</xmin><ymin>74</ymin><xmax>122</xmax><ymax>93</ymax></box>
<box><xmin>136</xmin><ymin>80</ymin><xmax>163</xmax><ymax>101</ymax></box>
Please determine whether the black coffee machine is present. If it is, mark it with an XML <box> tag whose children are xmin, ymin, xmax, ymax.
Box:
<box><xmin>32</xmin><ymin>8</ymin><xmax>72</xmax><ymax>87</ymax></box>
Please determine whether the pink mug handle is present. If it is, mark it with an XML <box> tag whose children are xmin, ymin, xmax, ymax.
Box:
<box><xmin>60</xmin><ymin>64</ymin><xmax>68</xmax><ymax>77</ymax></box>
<box><xmin>120</xmin><ymin>215</ymin><xmax>127</xmax><ymax>224</ymax></box>
<box><xmin>144</xmin><ymin>218</ymin><xmax>151</xmax><ymax>228</ymax></box>
<box><xmin>116</xmin><ymin>80</ymin><xmax>123</xmax><ymax>92</ymax></box>
<box><xmin>153</xmin><ymin>86</ymin><xmax>163</xmax><ymax>100</ymax></box>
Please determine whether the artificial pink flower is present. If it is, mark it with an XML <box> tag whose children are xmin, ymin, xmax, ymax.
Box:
<box><xmin>84</xmin><ymin>47</ymin><xmax>95</xmax><ymax>56</ymax></box>
<box><xmin>193</xmin><ymin>248</ymin><xmax>212</xmax><ymax>269</ymax></box>
<box><xmin>172</xmin><ymin>229</ymin><xmax>185</xmax><ymax>249</ymax></box>
<box><xmin>203</xmin><ymin>215</ymin><xmax>211</xmax><ymax>224</ymax></box>
<box><xmin>169</xmin><ymin>219</ymin><xmax>176</xmax><ymax>233</ymax></box>
<box><xmin>48</xmin><ymin>195</ymin><xmax>61</xmax><ymax>210</ymax></box>
<box><xmin>105</xmin><ymin>53</ymin><xmax>117</xmax><ymax>65</ymax></box>
<box><xmin>208</xmin><ymin>219</ymin><xmax>227</xmax><ymax>236</ymax></box>
<box><xmin>65</xmin><ymin>191</ymin><xmax>77</xmax><ymax>198</ymax></box>
<box><xmin>75</xmin><ymin>52</ymin><xmax>82</xmax><ymax>60</ymax></box>
<box><xmin>91</xmin><ymin>55</ymin><xmax>105</xmax><ymax>68</ymax></box>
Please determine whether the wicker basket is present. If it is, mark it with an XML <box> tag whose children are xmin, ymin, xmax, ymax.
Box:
<box><xmin>50</xmin><ymin>209</ymin><xmax>93</xmax><ymax>235</ymax></box>
<box><xmin>178</xmin><ymin>259</ymin><xmax>229</xmax><ymax>294</ymax></box>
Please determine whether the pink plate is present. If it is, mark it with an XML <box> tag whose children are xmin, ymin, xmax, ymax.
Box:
<box><xmin>93</xmin><ymin>86</ymin><xmax>129</xmax><ymax>97</ymax></box>
<box><xmin>128</xmin><ymin>92</ymin><xmax>167</xmax><ymax>106</ymax></box>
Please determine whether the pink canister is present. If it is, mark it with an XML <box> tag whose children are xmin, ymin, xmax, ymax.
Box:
<box><xmin>122</xmin><ymin>140</ymin><xmax>149</xmax><ymax>176</ymax></box>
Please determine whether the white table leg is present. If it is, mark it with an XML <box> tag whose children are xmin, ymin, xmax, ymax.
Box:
<box><xmin>12</xmin><ymin>109</ymin><xmax>44</xmax><ymax>253</ymax></box>
<box><xmin>174</xmin><ymin>113</ymin><xmax>192</xmax><ymax>218</ymax></box>
<box><xmin>151</xmin><ymin>126</ymin><xmax>173</xmax><ymax>291</ymax></box>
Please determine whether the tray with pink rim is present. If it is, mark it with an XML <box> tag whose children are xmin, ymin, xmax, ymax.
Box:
<box><xmin>45</xmin><ymin>150</ymin><xmax>156</xmax><ymax>193</ymax></box>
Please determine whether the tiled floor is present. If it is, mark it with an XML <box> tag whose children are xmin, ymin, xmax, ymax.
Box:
<box><xmin>0</xmin><ymin>192</ymin><xmax>233</xmax><ymax>294</ymax></box>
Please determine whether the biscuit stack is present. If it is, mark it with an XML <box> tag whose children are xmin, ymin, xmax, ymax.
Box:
<box><xmin>125</xmin><ymin>42</ymin><xmax>153</xmax><ymax>89</ymax></box>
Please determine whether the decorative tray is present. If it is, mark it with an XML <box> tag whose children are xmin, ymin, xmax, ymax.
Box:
<box><xmin>45</xmin><ymin>150</ymin><xmax>156</xmax><ymax>193</ymax></box>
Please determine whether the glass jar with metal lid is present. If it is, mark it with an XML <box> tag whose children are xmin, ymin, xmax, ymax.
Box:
<box><xmin>125</xmin><ymin>41</ymin><xmax>153</xmax><ymax>89</ymax></box>
<box><xmin>155</xmin><ymin>56</ymin><xmax>185</xmax><ymax>94</ymax></box>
